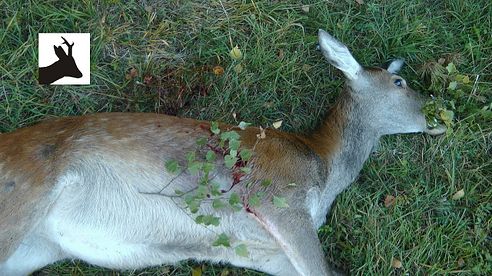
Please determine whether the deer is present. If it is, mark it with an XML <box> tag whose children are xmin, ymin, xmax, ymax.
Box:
<box><xmin>0</xmin><ymin>30</ymin><xmax>445</xmax><ymax>275</ymax></box>
<box><xmin>38</xmin><ymin>36</ymin><xmax>83</xmax><ymax>84</ymax></box>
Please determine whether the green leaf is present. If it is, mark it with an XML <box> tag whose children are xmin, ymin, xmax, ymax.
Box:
<box><xmin>206</xmin><ymin>150</ymin><xmax>216</xmax><ymax>162</ymax></box>
<box><xmin>212</xmin><ymin>199</ymin><xmax>226</xmax><ymax>209</ymax></box>
<box><xmin>240</xmin><ymin>149</ymin><xmax>252</xmax><ymax>161</ymax></box>
<box><xmin>273</xmin><ymin>196</ymin><xmax>289</xmax><ymax>208</ymax></box>
<box><xmin>240</xmin><ymin>167</ymin><xmax>251</xmax><ymax>174</ymax></box>
<box><xmin>448</xmin><ymin>81</ymin><xmax>458</xmax><ymax>90</ymax></box>
<box><xmin>188</xmin><ymin>161</ymin><xmax>203</xmax><ymax>175</ymax></box>
<box><xmin>248</xmin><ymin>194</ymin><xmax>261</xmax><ymax>207</ymax></box>
<box><xmin>235</xmin><ymin>244</ymin><xmax>249</xmax><ymax>257</ymax></box>
<box><xmin>202</xmin><ymin>215</ymin><xmax>220</xmax><ymax>226</ymax></box>
<box><xmin>186</xmin><ymin>198</ymin><xmax>200</xmax><ymax>214</ymax></box>
<box><xmin>439</xmin><ymin>109</ymin><xmax>455</xmax><ymax>126</ymax></box>
<box><xmin>165</xmin><ymin>160</ymin><xmax>180</xmax><ymax>174</ymax></box>
<box><xmin>203</xmin><ymin>162</ymin><xmax>215</xmax><ymax>174</ymax></box>
<box><xmin>229</xmin><ymin>139</ymin><xmax>241</xmax><ymax>151</ymax></box>
<box><xmin>446</xmin><ymin>62</ymin><xmax>456</xmax><ymax>74</ymax></box>
<box><xmin>229</xmin><ymin>149</ymin><xmax>238</xmax><ymax>157</ymax></box>
<box><xmin>229</xmin><ymin>192</ymin><xmax>241</xmax><ymax>206</ymax></box>
<box><xmin>224</xmin><ymin>155</ymin><xmax>238</xmax><ymax>169</ymax></box>
<box><xmin>213</xmin><ymin>233</ymin><xmax>231</xmax><ymax>247</ymax></box>
<box><xmin>174</xmin><ymin>189</ymin><xmax>184</xmax><ymax>195</ymax></box>
<box><xmin>186</xmin><ymin>151</ymin><xmax>196</xmax><ymax>163</ymax></box>
<box><xmin>261</xmin><ymin>179</ymin><xmax>272</xmax><ymax>187</ymax></box>
<box><xmin>196</xmin><ymin>137</ymin><xmax>208</xmax><ymax>146</ymax></box>
<box><xmin>210</xmin><ymin>182</ymin><xmax>222</xmax><ymax>196</ymax></box>
<box><xmin>220</xmin><ymin>131</ymin><xmax>240</xmax><ymax>142</ymax></box>
<box><xmin>238</xmin><ymin>121</ymin><xmax>251</xmax><ymax>130</ymax></box>
<box><xmin>211</xmin><ymin>121</ymin><xmax>220</xmax><ymax>135</ymax></box>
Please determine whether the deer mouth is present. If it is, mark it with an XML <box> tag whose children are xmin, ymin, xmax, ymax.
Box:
<box><xmin>424</xmin><ymin>124</ymin><xmax>447</xmax><ymax>136</ymax></box>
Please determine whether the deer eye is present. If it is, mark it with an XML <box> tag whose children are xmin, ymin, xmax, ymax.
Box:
<box><xmin>394</xmin><ymin>79</ymin><xmax>403</xmax><ymax>87</ymax></box>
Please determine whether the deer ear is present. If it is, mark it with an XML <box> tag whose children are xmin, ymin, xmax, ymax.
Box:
<box><xmin>53</xmin><ymin>46</ymin><xmax>67</xmax><ymax>59</ymax></box>
<box><xmin>318</xmin><ymin>29</ymin><xmax>362</xmax><ymax>80</ymax></box>
<box><xmin>387</xmin><ymin>59</ymin><xmax>404</xmax><ymax>74</ymax></box>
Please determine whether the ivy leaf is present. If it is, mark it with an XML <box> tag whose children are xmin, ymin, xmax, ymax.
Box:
<box><xmin>224</xmin><ymin>155</ymin><xmax>238</xmax><ymax>169</ymax></box>
<box><xmin>238</xmin><ymin>121</ymin><xmax>251</xmax><ymax>130</ymax></box>
<box><xmin>165</xmin><ymin>160</ymin><xmax>180</xmax><ymax>174</ymax></box>
<box><xmin>240</xmin><ymin>149</ymin><xmax>252</xmax><ymax>161</ymax></box>
<box><xmin>213</xmin><ymin>233</ymin><xmax>231</xmax><ymax>247</ymax></box>
<box><xmin>206</xmin><ymin>150</ymin><xmax>216</xmax><ymax>162</ymax></box>
<box><xmin>202</xmin><ymin>215</ymin><xmax>220</xmax><ymax>226</ymax></box>
<box><xmin>196</xmin><ymin>137</ymin><xmax>208</xmax><ymax>146</ymax></box>
<box><xmin>248</xmin><ymin>193</ymin><xmax>261</xmax><ymax>207</ymax></box>
<box><xmin>273</xmin><ymin>196</ymin><xmax>289</xmax><ymax>208</ymax></box>
<box><xmin>186</xmin><ymin>151</ymin><xmax>196</xmax><ymax>163</ymax></box>
<box><xmin>229</xmin><ymin>139</ymin><xmax>241</xmax><ymax>151</ymax></box>
<box><xmin>261</xmin><ymin>179</ymin><xmax>272</xmax><ymax>187</ymax></box>
<box><xmin>240</xmin><ymin>167</ymin><xmax>251</xmax><ymax>174</ymax></box>
<box><xmin>213</xmin><ymin>199</ymin><xmax>226</xmax><ymax>209</ymax></box>
<box><xmin>188</xmin><ymin>161</ymin><xmax>203</xmax><ymax>175</ymax></box>
<box><xmin>229</xmin><ymin>192</ymin><xmax>241</xmax><ymax>206</ymax></box>
<box><xmin>203</xmin><ymin>162</ymin><xmax>215</xmax><ymax>174</ymax></box>
<box><xmin>235</xmin><ymin>244</ymin><xmax>249</xmax><ymax>257</ymax></box>
<box><xmin>210</xmin><ymin>122</ymin><xmax>220</xmax><ymax>135</ymax></box>
<box><xmin>210</xmin><ymin>182</ymin><xmax>222</xmax><ymax>196</ymax></box>
<box><xmin>221</xmin><ymin>131</ymin><xmax>240</xmax><ymax>142</ymax></box>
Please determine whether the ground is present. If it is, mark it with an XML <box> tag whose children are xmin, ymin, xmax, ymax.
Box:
<box><xmin>0</xmin><ymin>0</ymin><xmax>491</xmax><ymax>275</ymax></box>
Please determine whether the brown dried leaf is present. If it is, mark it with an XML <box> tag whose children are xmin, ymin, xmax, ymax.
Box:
<box><xmin>457</xmin><ymin>257</ymin><xmax>465</xmax><ymax>267</ymax></box>
<box><xmin>125</xmin><ymin>68</ymin><xmax>138</xmax><ymax>80</ymax></box>
<box><xmin>301</xmin><ymin>5</ymin><xmax>310</xmax><ymax>13</ymax></box>
<box><xmin>392</xmin><ymin>257</ymin><xmax>402</xmax><ymax>269</ymax></box>
<box><xmin>213</xmin><ymin>65</ymin><xmax>224</xmax><ymax>76</ymax></box>
<box><xmin>355</xmin><ymin>0</ymin><xmax>364</xmax><ymax>4</ymax></box>
<box><xmin>384</xmin><ymin>195</ymin><xmax>396</xmax><ymax>207</ymax></box>
<box><xmin>257</xmin><ymin>126</ymin><xmax>266</xmax><ymax>139</ymax></box>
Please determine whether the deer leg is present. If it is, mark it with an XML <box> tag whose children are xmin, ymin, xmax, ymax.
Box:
<box><xmin>0</xmin><ymin>232</ymin><xmax>65</xmax><ymax>276</ymax></box>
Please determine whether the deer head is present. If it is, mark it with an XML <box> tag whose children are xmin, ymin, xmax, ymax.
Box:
<box><xmin>318</xmin><ymin>29</ymin><xmax>446</xmax><ymax>136</ymax></box>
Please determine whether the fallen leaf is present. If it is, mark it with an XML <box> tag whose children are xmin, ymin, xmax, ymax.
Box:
<box><xmin>384</xmin><ymin>195</ymin><xmax>396</xmax><ymax>207</ymax></box>
<box><xmin>438</xmin><ymin>57</ymin><xmax>446</xmax><ymax>64</ymax></box>
<box><xmin>220</xmin><ymin>269</ymin><xmax>230</xmax><ymax>276</ymax></box>
<box><xmin>302</xmin><ymin>64</ymin><xmax>312</xmax><ymax>72</ymax></box>
<box><xmin>457</xmin><ymin>257</ymin><xmax>465</xmax><ymax>267</ymax></box>
<box><xmin>256</xmin><ymin>126</ymin><xmax>266</xmax><ymax>139</ymax></box>
<box><xmin>272</xmin><ymin>120</ymin><xmax>283</xmax><ymax>129</ymax></box>
<box><xmin>273</xmin><ymin>196</ymin><xmax>289</xmax><ymax>208</ymax></box>
<box><xmin>277</xmin><ymin>49</ymin><xmax>284</xmax><ymax>59</ymax></box>
<box><xmin>452</xmin><ymin>189</ymin><xmax>465</xmax><ymax>200</ymax></box>
<box><xmin>301</xmin><ymin>5</ymin><xmax>310</xmax><ymax>13</ymax></box>
<box><xmin>230</xmin><ymin>46</ymin><xmax>242</xmax><ymax>60</ymax></box>
<box><xmin>355</xmin><ymin>0</ymin><xmax>364</xmax><ymax>4</ymax></box>
<box><xmin>192</xmin><ymin>266</ymin><xmax>202</xmax><ymax>276</ymax></box>
<box><xmin>234</xmin><ymin>64</ymin><xmax>243</xmax><ymax>73</ymax></box>
<box><xmin>125</xmin><ymin>68</ymin><xmax>138</xmax><ymax>80</ymax></box>
<box><xmin>232</xmin><ymin>112</ymin><xmax>237</xmax><ymax>120</ymax></box>
<box><xmin>143</xmin><ymin>74</ymin><xmax>153</xmax><ymax>85</ymax></box>
<box><xmin>213</xmin><ymin>65</ymin><xmax>224</xmax><ymax>76</ymax></box>
<box><xmin>392</xmin><ymin>257</ymin><xmax>402</xmax><ymax>269</ymax></box>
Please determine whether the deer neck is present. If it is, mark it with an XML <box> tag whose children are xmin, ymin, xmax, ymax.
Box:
<box><xmin>308</xmin><ymin>88</ymin><xmax>380</xmax><ymax>226</ymax></box>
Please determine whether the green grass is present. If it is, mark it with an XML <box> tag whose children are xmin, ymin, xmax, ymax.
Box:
<box><xmin>1</xmin><ymin>0</ymin><xmax>491</xmax><ymax>275</ymax></box>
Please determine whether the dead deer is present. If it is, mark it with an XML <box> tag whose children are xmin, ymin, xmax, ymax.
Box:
<box><xmin>0</xmin><ymin>30</ymin><xmax>445</xmax><ymax>275</ymax></box>
<box><xmin>38</xmin><ymin>36</ymin><xmax>82</xmax><ymax>84</ymax></box>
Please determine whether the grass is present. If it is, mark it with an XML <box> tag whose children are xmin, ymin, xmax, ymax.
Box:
<box><xmin>1</xmin><ymin>0</ymin><xmax>491</xmax><ymax>275</ymax></box>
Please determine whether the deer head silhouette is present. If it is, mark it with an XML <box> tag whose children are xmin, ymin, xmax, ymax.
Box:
<box><xmin>38</xmin><ymin>36</ymin><xmax>83</xmax><ymax>84</ymax></box>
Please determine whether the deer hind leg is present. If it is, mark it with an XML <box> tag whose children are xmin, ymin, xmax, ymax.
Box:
<box><xmin>0</xmin><ymin>232</ymin><xmax>66</xmax><ymax>276</ymax></box>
